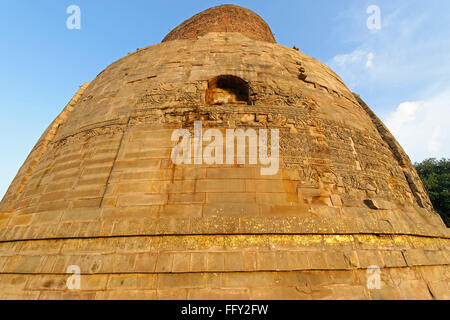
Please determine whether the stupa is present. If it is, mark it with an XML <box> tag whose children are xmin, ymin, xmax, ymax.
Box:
<box><xmin>0</xmin><ymin>5</ymin><xmax>448</xmax><ymax>300</ymax></box>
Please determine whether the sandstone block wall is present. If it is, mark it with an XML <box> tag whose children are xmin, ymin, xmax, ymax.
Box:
<box><xmin>0</xmin><ymin>31</ymin><xmax>448</xmax><ymax>299</ymax></box>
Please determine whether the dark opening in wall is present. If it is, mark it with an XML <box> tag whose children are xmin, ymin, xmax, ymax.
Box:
<box><xmin>206</xmin><ymin>75</ymin><xmax>250</xmax><ymax>105</ymax></box>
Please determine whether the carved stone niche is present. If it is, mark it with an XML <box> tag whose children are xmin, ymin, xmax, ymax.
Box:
<box><xmin>205</xmin><ymin>75</ymin><xmax>250</xmax><ymax>105</ymax></box>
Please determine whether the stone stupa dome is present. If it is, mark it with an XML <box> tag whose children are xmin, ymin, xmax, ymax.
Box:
<box><xmin>0</xmin><ymin>5</ymin><xmax>448</xmax><ymax>300</ymax></box>
<box><xmin>162</xmin><ymin>5</ymin><xmax>277</xmax><ymax>43</ymax></box>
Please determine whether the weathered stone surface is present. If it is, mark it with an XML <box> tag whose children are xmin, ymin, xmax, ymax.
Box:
<box><xmin>162</xmin><ymin>5</ymin><xmax>276</xmax><ymax>44</ymax></box>
<box><xmin>0</xmin><ymin>5</ymin><xmax>448</xmax><ymax>300</ymax></box>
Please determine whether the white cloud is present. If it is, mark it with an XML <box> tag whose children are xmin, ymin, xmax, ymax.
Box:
<box><xmin>328</xmin><ymin>2</ymin><xmax>450</xmax><ymax>162</ymax></box>
<box><xmin>329</xmin><ymin>49</ymin><xmax>374</xmax><ymax>87</ymax></box>
<box><xmin>384</xmin><ymin>88</ymin><xmax>450</xmax><ymax>162</ymax></box>
<box><xmin>384</xmin><ymin>101</ymin><xmax>419</xmax><ymax>132</ymax></box>
<box><xmin>332</xmin><ymin>50</ymin><xmax>374</xmax><ymax>69</ymax></box>
<box><xmin>331</xmin><ymin>49</ymin><xmax>367</xmax><ymax>67</ymax></box>
<box><xmin>328</xmin><ymin>3</ymin><xmax>450</xmax><ymax>91</ymax></box>
<box><xmin>428</xmin><ymin>127</ymin><xmax>441</xmax><ymax>154</ymax></box>
<box><xmin>365</xmin><ymin>52</ymin><xmax>374</xmax><ymax>68</ymax></box>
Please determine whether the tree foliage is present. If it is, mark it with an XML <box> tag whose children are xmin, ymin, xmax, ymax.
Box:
<box><xmin>414</xmin><ymin>158</ymin><xmax>450</xmax><ymax>227</ymax></box>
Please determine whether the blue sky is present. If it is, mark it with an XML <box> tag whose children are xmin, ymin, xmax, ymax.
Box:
<box><xmin>0</xmin><ymin>0</ymin><xmax>449</xmax><ymax>199</ymax></box>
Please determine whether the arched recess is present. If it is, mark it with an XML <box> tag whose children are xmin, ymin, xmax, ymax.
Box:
<box><xmin>206</xmin><ymin>75</ymin><xmax>250</xmax><ymax>105</ymax></box>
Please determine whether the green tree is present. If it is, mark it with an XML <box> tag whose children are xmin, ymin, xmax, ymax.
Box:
<box><xmin>414</xmin><ymin>158</ymin><xmax>450</xmax><ymax>227</ymax></box>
